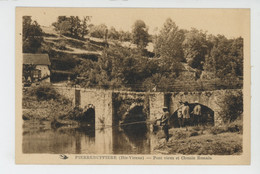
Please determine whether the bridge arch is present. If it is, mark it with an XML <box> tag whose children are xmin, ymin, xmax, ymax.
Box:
<box><xmin>122</xmin><ymin>104</ymin><xmax>147</xmax><ymax>124</ymax></box>
<box><xmin>79</xmin><ymin>104</ymin><xmax>95</xmax><ymax>126</ymax></box>
<box><xmin>121</xmin><ymin>104</ymin><xmax>148</xmax><ymax>138</ymax></box>
<box><xmin>169</xmin><ymin>103</ymin><xmax>214</xmax><ymax>128</ymax></box>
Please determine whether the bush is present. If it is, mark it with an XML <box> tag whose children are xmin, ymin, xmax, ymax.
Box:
<box><xmin>26</xmin><ymin>84</ymin><xmax>70</xmax><ymax>103</ymax></box>
<box><xmin>190</xmin><ymin>131</ymin><xmax>199</xmax><ymax>137</ymax></box>
<box><xmin>56</xmin><ymin>40</ymin><xmax>67</xmax><ymax>50</ymax></box>
<box><xmin>175</xmin><ymin>131</ymin><xmax>188</xmax><ymax>140</ymax></box>
<box><xmin>210</xmin><ymin>126</ymin><xmax>227</xmax><ymax>135</ymax></box>
<box><xmin>217</xmin><ymin>90</ymin><xmax>243</xmax><ymax>123</ymax></box>
<box><xmin>227</xmin><ymin>119</ymin><xmax>243</xmax><ymax>133</ymax></box>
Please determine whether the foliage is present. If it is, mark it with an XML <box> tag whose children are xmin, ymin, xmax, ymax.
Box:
<box><xmin>26</xmin><ymin>84</ymin><xmax>69</xmax><ymax>103</ymax></box>
<box><xmin>118</xmin><ymin>30</ymin><xmax>132</xmax><ymax>42</ymax></box>
<box><xmin>52</xmin><ymin>16</ymin><xmax>91</xmax><ymax>39</ymax></box>
<box><xmin>43</xmin><ymin>16</ymin><xmax>244</xmax><ymax>91</ymax></box>
<box><xmin>108</xmin><ymin>26</ymin><xmax>120</xmax><ymax>40</ymax></box>
<box><xmin>182</xmin><ymin>28</ymin><xmax>208</xmax><ymax>70</ymax></box>
<box><xmin>209</xmin><ymin>119</ymin><xmax>243</xmax><ymax>135</ymax></box>
<box><xmin>132</xmin><ymin>20</ymin><xmax>149</xmax><ymax>50</ymax></box>
<box><xmin>203</xmin><ymin>35</ymin><xmax>243</xmax><ymax>79</ymax></box>
<box><xmin>51</xmin><ymin>56</ymin><xmax>78</xmax><ymax>71</ymax></box>
<box><xmin>89</xmin><ymin>24</ymin><xmax>108</xmax><ymax>39</ymax></box>
<box><xmin>23</xmin><ymin>16</ymin><xmax>43</xmax><ymax>53</ymax></box>
<box><xmin>74</xmin><ymin>44</ymin><xmax>184</xmax><ymax>91</ymax></box>
<box><xmin>210</xmin><ymin>126</ymin><xmax>228</xmax><ymax>135</ymax></box>
<box><xmin>155</xmin><ymin>127</ymin><xmax>242</xmax><ymax>155</ymax></box>
<box><xmin>23</xmin><ymin>86</ymin><xmax>73</xmax><ymax>121</ymax></box>
<box><xmin>154</xmin><ymin>18</ymin><xmax>185</xmax><ymax>62</ymax></box>
<box><xmin>217</xmin><ymin>90</ymin><xmax>243</xmax><ymax>123</ymax></box>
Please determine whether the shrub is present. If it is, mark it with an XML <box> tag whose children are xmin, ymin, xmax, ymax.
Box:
<box><xmin>217</xmin><ymin>90</ymin><xmax>243</xmax><ymax>123</ymax></box>
<box><xmin>227</xmin><ymin>119</ymin><xmax>243</xmax><ymax>133</ymax></box>
<box><xmin>175</xmin><ymin>131</ymin><xmax>188</xmax><ymax>140</ymax></box>
<box><xmin>26</xmin><ymin>84</ymin><xmax>70</xmax><ymax>103</ymax></box>
<box><xmin>66</xmin><ymin>107</ymin><xmax>84</xmax><ymax>120</ymax></box>
<box><xmin>210</xmin><ymin>126</ymin><xmax>227</xmax><ymax>135</ymax></box>
<box><xmin>190</xmin><ymin>131</ymin><xmax>199</xmax><ymax>137</ymax></box>
<box><xmin>56</xmin><ymin>40</ymin><xmax>67</xmax><ymax>50</ymax></box>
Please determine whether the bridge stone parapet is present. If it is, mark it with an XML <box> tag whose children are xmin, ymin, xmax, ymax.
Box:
<box><xmin>55</xmin><ymin>87</ymin><xmax>242</xmax><ymax>127</ymax></box>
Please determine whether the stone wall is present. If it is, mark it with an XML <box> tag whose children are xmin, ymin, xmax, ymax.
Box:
<box><xmin>55</xmin><ymin>86</ymin><xmax>75</xmax><ymax>105</ymax></box>
<box><xmin>169</xmin><ymin>89</ymin><xmax>242</xmax><ymax>125</ymax></box>
<box><xmin>55</xmin><ymin>86</ymin><xmax>242</xmax><ymax>127</ymax></box>
<box><xmin>80</xmin><ymin>89</ymin><xmax>113</xmax><ymax>127</ymax></box>
<box><xmin>149</xmin><ymin>92</ymin><xmax>165</xmax><ymax>121</ymax></box>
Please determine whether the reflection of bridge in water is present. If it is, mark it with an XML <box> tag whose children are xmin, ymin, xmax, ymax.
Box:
<box><xmin>56</xmin><ymin>87</ymin><xmax>241</xmax><ymax>154</ymax></box>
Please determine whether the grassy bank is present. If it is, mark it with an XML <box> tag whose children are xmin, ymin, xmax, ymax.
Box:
<box><xmin>22</xmin><ymin>84</ymin><xmax>78</xmax><ymax>124</ymax></box>
<box><xmin>154</xmin><ymin>119</ymin><xmax>243</xmax><ymax>155</ymax></box>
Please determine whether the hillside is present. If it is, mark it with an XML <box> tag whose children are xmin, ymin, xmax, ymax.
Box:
<box><xmin>41</xmin><ymin>26</ymin><xmax>156</xmax><ymax>83</ymax></box>
<box><xmin>41</xmin><ymin>26</ymin><xmax>105</xmax><ymax>82</ymax></box>
<box><xmin>39</xmin><ymin>25</ymin><xmax>242</xmax><ymax>92</ymax></box>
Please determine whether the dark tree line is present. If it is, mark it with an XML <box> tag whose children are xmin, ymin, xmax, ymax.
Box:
<box><xmin>23</xmin><ymin>16</ymin><xmax>43</xmax><ymax>53</ymax></box>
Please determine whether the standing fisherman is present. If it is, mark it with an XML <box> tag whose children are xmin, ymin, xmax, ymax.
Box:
<box><xmin>182</xmin><ymin>101</ymin><xmax>190</xmax><ymax>127</ymax></box>
<box><xmin>156</xmin><ymin>106</ymin><xmax>170</xmax><ymax>142</ymax></box>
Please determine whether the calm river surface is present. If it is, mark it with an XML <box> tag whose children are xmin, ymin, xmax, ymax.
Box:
<box><xmin>23</xmin><ymin>120</ymin><xmax>155</xmax><ymax>154</ymax></box>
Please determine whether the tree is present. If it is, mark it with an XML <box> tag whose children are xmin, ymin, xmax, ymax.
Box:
<box><xmin>154</xmin><ymin>18</ymin><xmax>185</xmax><ymax>62</ymax></box>
<box><xmin>119</xmin><ymin>30</ymin><xmax>132</xmax><ymax>42</ymax></box>
<box><xmin>89</xmin><ymin>24</ymin><xmax>108</xmax><ymax>39</ymax></box>
<box><xmin>80</xmin><ymin>16</ymin><xmax>91</xmax><ymax>39</ymax></box>
<box><xmin>229</xmin><ymin>37</ymin><xmax>243</xmax><ymax>77</ymax></box>
<box><xmin>203</xmin><ymin>35</ymin><xmax>243</xmax><ymax>84</ymax></box>
<box><xmin>108</xmin><ymin>27</ymin><xmax>119</xmax><ymax>40</ymax></box>
<box><xmin>182</xmin><ymin>28</ymin><xmax>208</xmax><ymax>70</ymax></box>
<box><xmin>217</xmin><ymin>90</ymin><xmax>243</xmax><ymax>123</ymax></box>
<box><xmin>23</xmin><ymin>16</ymin><xmax>43</xmax><ymax>53</ymax></box>
<box><xmin>52</xmin><ymin>16</ymin><xmax>71</xmax><ymax>36</ymax></box>
<box><xmin>52</xmin><ymin>16</ymin><xmax>91</xmax><ymax>39</ymax></box>
<box><xmin>132</xmin><ymin>20</ymin><xmax>149</xmax><ymax>50</ymax></box>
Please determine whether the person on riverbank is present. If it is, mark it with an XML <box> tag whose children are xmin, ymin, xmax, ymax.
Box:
<box><xmin>156</xmin><ymin>106</ymin><xmax>170</xmax><ymax>142</ymax></box>
<box><xmin>192</xmin><ymin>101</ymin><xmax>202</xmax><ymax>126</ymax></box>
<box><xmin>182</xmin><ymin>101</ymin><xmax>190</xmax><ymax>127</ymax></box>
<box><xmin>177</xmin><ymin>101</ymin><xmax>184</xmax><ymax>128</ymax></box>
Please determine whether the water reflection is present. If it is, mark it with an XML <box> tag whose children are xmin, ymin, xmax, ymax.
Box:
<box><xmin>23</xmin><ymin>120</ymin><xmax>151</xmax><ymax>154</ymax></box>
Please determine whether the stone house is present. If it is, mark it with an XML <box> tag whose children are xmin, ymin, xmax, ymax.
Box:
<box><xmin>23</xmin><ymin>53</ymin><xmax>51</xmax><ymax>83</ymax></box>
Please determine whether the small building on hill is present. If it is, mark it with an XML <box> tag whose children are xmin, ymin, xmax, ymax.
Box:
<box><xmin>23</xmin><ymin>53</ymin><xmax>51</xmax><ymax>83</ymax></box>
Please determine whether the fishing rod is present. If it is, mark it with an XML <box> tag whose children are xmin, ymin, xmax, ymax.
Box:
<box><xmin>54</xmin><ymin>119</ymin><xmax>157</xmax><ymax>133</ymax></box>
<box><xmin>94</xmin><ymin>120</ymin><xmax>155</xmax><ymax>130</ymax></box>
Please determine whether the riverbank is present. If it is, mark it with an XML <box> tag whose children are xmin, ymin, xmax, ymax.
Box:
<box><xmin>22</xmin><ymin>85</ymin><xmax>81</xmax><ymax>128</ymax></box>
<box><xmin>153</xmin><ymin>119</ymin><xmax>243</xmax><ymax>155</ymax></box>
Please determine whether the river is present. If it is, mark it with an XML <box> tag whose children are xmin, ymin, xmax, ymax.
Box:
<box><xmin>22</xmin><ymin>120</ymin><xmax>157</xmax><ymax>154</ymax></box>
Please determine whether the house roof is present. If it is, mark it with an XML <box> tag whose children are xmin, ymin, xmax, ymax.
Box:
<box><xmin>23</xmin><ymin>53</ymin><xmax>51</xmax><ymax>65</ymax></box>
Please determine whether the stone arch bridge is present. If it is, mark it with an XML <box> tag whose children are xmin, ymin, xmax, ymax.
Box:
<box><xmin>57</xmin><ymin>87</ymin><xmax>242</xmax><ymax>128</ymax></box>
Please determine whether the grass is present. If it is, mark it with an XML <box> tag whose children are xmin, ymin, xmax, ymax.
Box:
<box><xmin>154</xmin><ymin>122</ymin><xmax>243</xmax><ymax>155</ymax></box>
<box><xmin>22</xmin><ymin>85</ymin><xmax>73</xmax><ymax>121</ymax></box>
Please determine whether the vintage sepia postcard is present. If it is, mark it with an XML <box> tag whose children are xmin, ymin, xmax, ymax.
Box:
<box><xmin>16</xmin><ymin>7</ymin><xmax>250</xmax><ymax>165</ymax></box>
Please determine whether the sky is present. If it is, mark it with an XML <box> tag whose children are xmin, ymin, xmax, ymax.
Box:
<box><xmin>24</xmin><ymin>8</ymin><xmax>249</xmax><ymax>38</ymax></box>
